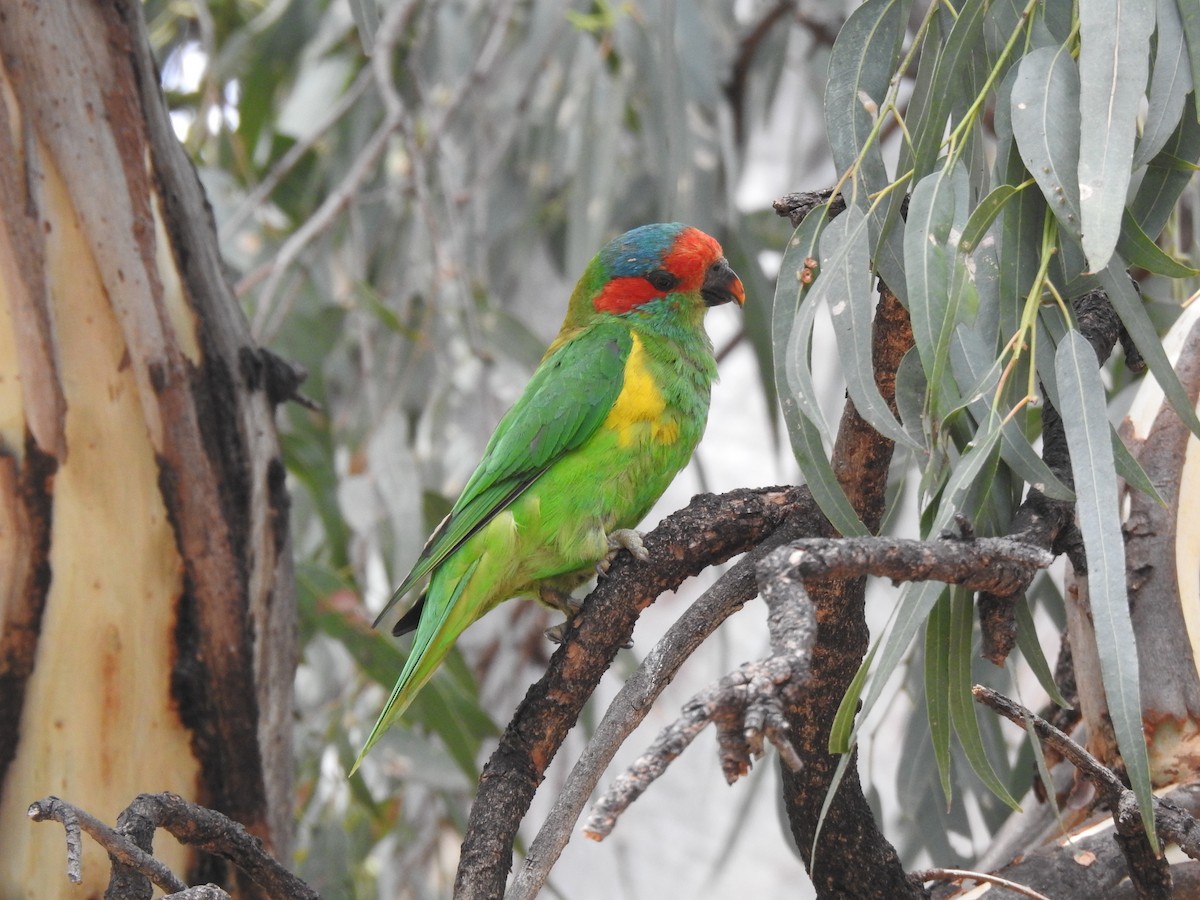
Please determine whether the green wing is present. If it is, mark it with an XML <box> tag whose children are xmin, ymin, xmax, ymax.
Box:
<box><xmin>373</xmin><ymin>323</ymin><xmax>631</xmax><ymax>626</ymax></box>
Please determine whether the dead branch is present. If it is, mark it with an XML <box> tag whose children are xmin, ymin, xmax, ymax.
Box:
<box><xmin>583</xmin><ymin>548</ymin><xmax>817</xmax><ymax>840</ymax></box>
<box><xmin>974</xmin><ymin>686</ymin><xmax>1199</xmax><ymax>899</ymax></box>
<box><xmin>28</xmin><ymin>793</ymin><xmax>319</xmax><ymax>900</ymax></box>
<box><xmin>28</xmin><ymin>796</ymin><xmax>188</xmax><ymax>894</ymax></box>
<box><xmin>914</xmin><ymin>867</ymin><xmax>1053</xmax><ymax>900</ymax></box>
<box><xmin>770</xmin><ymin>534</ymin><xmax>1052</xmax><ymax>596</ymax></box>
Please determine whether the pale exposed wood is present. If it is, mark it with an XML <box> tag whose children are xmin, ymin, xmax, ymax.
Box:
<box><xmin>0</xmin><ymin>2</ymin><xmax>296</xmax><ymax>896</ymax></box>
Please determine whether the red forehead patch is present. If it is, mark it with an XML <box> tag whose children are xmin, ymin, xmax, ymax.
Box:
<box><xmin>663</xmin><ymin>228</ymin><xmax>725</xmax><ymax>291</ymax></box>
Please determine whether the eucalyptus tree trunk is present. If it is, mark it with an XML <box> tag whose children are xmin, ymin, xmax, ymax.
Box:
<box><xmin>0</xmin><ymin>2</ymin><xmax>296</xmax><ymax>896</ymax></box>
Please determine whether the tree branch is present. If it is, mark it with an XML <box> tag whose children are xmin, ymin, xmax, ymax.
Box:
<box><xmin>767</xmin><ymin>534</ymin><xmax>1052</xmax><ymax>596</ymax></box>
<box><xmin>454</xmin><ymin>485</ymin><xmax>817</xmax><ymax>898</ymax></box>
<box><xmin>28</xmin><ymin>793</ymin><xmax>319</xmax><ymax>900</ymax></box>
<box><xmin>582</xmin><ymin>546</ymin><xmax>817</xmax><ymax>839</ymax></box>
<box><xmin>974</xmin><ymin>687</ymin><xmax>1197</xmax><ymax>899</ymax></box>
<box><xmin>28</xmin><ymin>796</ymin><xmax>188</xmax><ymax>894</ymax></box>
<box><xmin>506</xmin><ymin>506</ymin><xmax>821</xmax><ymax>900</ymax></box>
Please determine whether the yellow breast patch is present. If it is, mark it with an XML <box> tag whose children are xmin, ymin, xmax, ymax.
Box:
<box><xmin>603</xmin><ymin>334</ymin><xmax>679</xmax><ymax>447</ymax></box>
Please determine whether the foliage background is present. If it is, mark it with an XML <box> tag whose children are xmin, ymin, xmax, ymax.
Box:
<box><xmin>144</xmin><ymin>0</ymin><xmax>1200</xmax><ymax>896</ymax></box>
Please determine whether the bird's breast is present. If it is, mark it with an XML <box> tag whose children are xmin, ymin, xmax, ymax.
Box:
<box><xmin>602</xmin><ymin>334</ymin><xmax>681</xmax><ymax>447</ymax></box>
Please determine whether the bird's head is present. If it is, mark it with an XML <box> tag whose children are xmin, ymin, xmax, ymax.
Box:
<box><xmin>563</xmin><ymin>223</ymin><xmax>745</xmax><ymax>329</ymax></box>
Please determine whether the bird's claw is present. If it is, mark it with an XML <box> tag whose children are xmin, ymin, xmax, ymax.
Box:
<box><xmin>545</xmin><ymin>619</ymin><xmax>633</xmax><ymax>650</ymax></box>
<box><xmin>596</xmin><ymin>528</ymin><xmax>649</xmax><ymax>578</ymax></box>
<box><xmin>539</xmin><ymin>585</ymin><xmax>582</xmax><ymax>616</ymax></box>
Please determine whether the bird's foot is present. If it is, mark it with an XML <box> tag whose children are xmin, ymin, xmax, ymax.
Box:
<box><xmin>596</xmin><ymin>528</ymin><xmax>649</xmax><ymax>578</ymax></box>
<box><xmin>539</xmin><ymin>584</ymin><xmax>583</xmax><ymax>616</ymax></box>
<box><xmin>544</xmin><ymin>617</ymin><xmax>633</xmax><ymax>649</ymax></box>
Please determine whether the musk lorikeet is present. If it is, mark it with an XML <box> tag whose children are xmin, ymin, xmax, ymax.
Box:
<box><xmin>354</xmin><ymin>222</ymin><xmax>745</xmax><ymax>769</ymax></box>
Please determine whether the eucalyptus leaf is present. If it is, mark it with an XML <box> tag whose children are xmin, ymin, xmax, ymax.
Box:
<box><xmin>1116</xmin><ymin>210</ymin><xmax>1200</xmax><ymax>277</ymax></box>
<box><xmin>1133</xmin><ymin>0</ymin><xmax>1193</xmax><ymax>168</ymax></box>
<box><xmin>904</xmin><ymin>161</ymin><xmax>972</xmax><ymax>417</ymax></box>
<box><xmin>824</xmin><ymin>0</ymin><xmax>909</xmax><ymax>201</ymax></box>
<box><xmin>1011</xmin><ymin>44</ymin><xmax>1083</xmax><ymax>242</ymax></box>
<box><xmin>1179</xmin><ymin>0</ymin><xmax>1200</xmax><ymax>107</ymax></box>
<box><xmin>960</xmin><ymin>182</ymin><xmax>1027</xmax><ymax>253</ymax></box>
<box><xmin>772</xmin><ymin>212</ymin><xmax>870</xmax><ymax>537</ymax></box>
<box><xmin>951</xmin><ymin>327</ymin><xmax>1075</xmax><ymax>501</ymax></box>
<box><xmin>909</xmin><ymin>0</ymin><xmax>990</xmax><ymax>181</ymax></box>
<box><xmin>925</xmin><ymin>592</ymin><xmax>954</xmax><ymax>805</ymax></box>
<box><xmin>773</xmin><ymin>213</ymin><xmax>834</xmax><ymax>438</ymax></box>
<box><xmin>1077</xmin><ymin>0</ymin><xmax>1155</xmax><ymax>270</ymax></box>
<box><xmin>1014</xmin><ymin>592</ymin><xmax>1072</xmax><ymax>709</ymax></box>
<box><xmin>1037</xmin><ymin>306</ymin><xmax>1168</xmax><ymax>505</ymax></box>
<box><xmin>820</xmin><ymin>206</ymin><xmax>921</xmax><ymax>450</ymax></box>
<box><xmin>1055</xmin><ymin>329</ymin><xmax>1156</xmax><ymax>846</ymax></box>
<box><xmin>1131</xmin><ymin>93</ymin><xmax>1200</xmax><ymax>239</ymax></box>
<box><xmin>949</xmin><ymin>588</ymin><xmax>1021</xmax><ymax>810</ymax></box>
<box><xmin>1098</xmin><ymin>263</ymin><xmax>1200</xmax><ymax>439</ymax></box>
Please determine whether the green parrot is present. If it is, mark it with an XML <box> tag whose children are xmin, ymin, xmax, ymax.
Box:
<box><xmin>354</xmin><ymin>222</ymin><xmax>744</xmax><ymax>769</ymax></box>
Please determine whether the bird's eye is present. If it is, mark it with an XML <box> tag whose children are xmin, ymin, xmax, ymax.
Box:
<box><xmin>646</xmin><ymin>269</ymin><xmax>679</xmax><ymax>292</ymax></box>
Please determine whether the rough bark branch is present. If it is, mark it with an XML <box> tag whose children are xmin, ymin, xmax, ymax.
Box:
<box><xmin>501</xmin><ymin>501</ymin><xmax>820</xmax><ymax>900</ymax></box>
<box><xmin>576</xmin><ymin>530</ymin><xmax>1050</xmax><ymax>842</ymax></box>
<box><xmin>769</xmin><ymin>535</ymin><xmax>1052</xmax><ymax>595</ymax></box>
<box><xmin>506</xmin><ymin>504</ymin><xmax>822</xmax><ymax>900</ymax></box>
<box><xmin>776</xmin><ymin>277</ymin><xmax>926</xmax><ymax>898</ymax></box>
<box><xmin>454</xmin><ymin>485</ymin><xmax>817</xmax><ymax>898</ymax></box>
<box><xmin>29</xmin><ymin>796</ymin><xmax>187</xmax><ymax>895</ymax></box>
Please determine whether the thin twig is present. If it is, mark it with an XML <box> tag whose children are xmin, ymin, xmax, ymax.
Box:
<box><xmin>913</xmin><ymin>866</ymin><xmax>1054</xmax><ymax>900</ymax></box>
<box><xmin>28</xmin><ymin>796</ymin><xmax>188</xmax><ymax>893</ymax></box>
<box><xmin>219</xmin><ymin>66</ymin><xmax>373</xmax><ymax>241</ymax></box>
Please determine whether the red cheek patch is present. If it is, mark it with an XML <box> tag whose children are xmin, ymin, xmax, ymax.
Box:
<box><xmin>593</xmin><ymin>276</ymin><xmax>662</xmax><ymax>314</ymax></box>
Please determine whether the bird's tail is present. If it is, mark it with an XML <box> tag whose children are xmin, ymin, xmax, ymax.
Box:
<box><xmin>350</xmin><ymin>557</ymin><xmax>481</xmax><ymax>774</ymax></box>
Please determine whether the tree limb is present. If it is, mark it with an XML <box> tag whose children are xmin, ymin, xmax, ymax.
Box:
<box><xmin>974</xmin><ymin>687</ymin><xmax>1197</xmax><ymax>899</ymax></box>
<box><xmin>775</xmin><ymin>278</ymin><xmax>927</xmax><ymax>898</ymax></box>
<box><xmin>582</xmin><ymin>545</ymin><xmax>817</xmax><ymax>839</ymax></box>
<box><xmin>454</xmin><ymin>485</ymin><xmax>818</xmax><ymax>899</ymax></box>
<box><xmin>768</xmin><ymin>535</ymin><xmax>1052</xmax><ymax>596</ymax></box>
<box><xmin>28</xmin><ymin>793</ymin><xmax>319</xmax><ymax>900</ymax></box>
<box><xmin>28</xmin><ymin>796</ymin><xmax>187</xmax><ymax>894</ymax></box>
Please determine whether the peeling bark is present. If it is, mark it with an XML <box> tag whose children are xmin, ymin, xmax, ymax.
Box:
<box><xmin>0</xmin><ymin>2</ymin><xmax>296</xmax><ymax>896</ymax></box>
